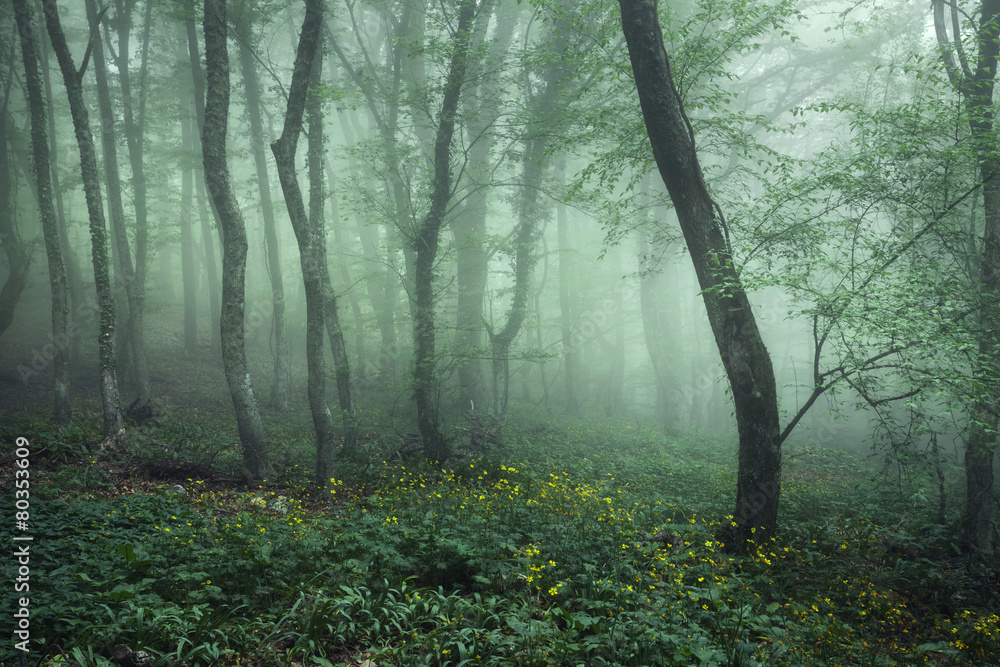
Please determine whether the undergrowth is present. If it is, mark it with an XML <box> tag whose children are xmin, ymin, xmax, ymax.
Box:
<box><xmin>1</xmin><ymin>414</ymin><xmax>997</xmax><ymax>666</ymax></box>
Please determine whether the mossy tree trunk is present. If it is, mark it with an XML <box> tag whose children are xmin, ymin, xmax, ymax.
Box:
<box><xmin>13</xmin><ymin>0</ymin><xmax>69</xmax><ymax>426</ymax></box>
<box><xmin>41</xmin><ymin>0</ymin><xmax>126</xmax><ymax>446</ymax></box>
<box><xmin>412</xmin><ymin>0</ymin><xmax>479</xmax><ymax>461</ymax></box>
<box><xmin>202</xmin><ymin>0</ymin><xmax>274</xmax><ymax>479</ymax></box>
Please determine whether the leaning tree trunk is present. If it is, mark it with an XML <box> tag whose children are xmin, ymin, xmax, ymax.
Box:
<box><xmin>620</xmin><ymin>0</ymin><xmax>781</xmax><ymax>551</ymax></box>
<box><xmin>272</xmin><ymin>0</ymin><xmax>356</xmax><ymax>486</ymax></box>
<box><xmin>202</xmin><ymin>0</ymin><xmax>274</xmax><ymax>478</ymax></box>
<box><xmin>238</xmin><ymin>38</ymin><xmax>291</xmax><ymax>411</ymax></box>
<box><xmin>13</xmin><ymin>0</ymin><xmax>69</xmax><ymax>426</ymax></box>
<box><xmin>87</xmin><ymin>0</ymin><xmax>150</xmax><ymax>408</ymax></box>
<box><xmin>42</xmin><ymin>0</ymin><xmax>126</xmax><ymax>445</ymax></box>
<box><xmin>412</xmin><ymin>0</ymin><xmax>479</xmax><ymax>462</ymax></box>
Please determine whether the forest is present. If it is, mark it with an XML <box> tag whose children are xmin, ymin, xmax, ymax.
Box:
<box><xmin>1</xmin><ymin>0</ymin><xmax>999</xmax><ymax>664</ymax></box>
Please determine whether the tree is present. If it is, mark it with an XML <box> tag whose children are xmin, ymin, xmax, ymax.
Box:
<box><xmin>272</xmin><ymin>0</ymin><xmax>357</xmax><ymax>484</ymax></box>
<box><xmin>41</xmin><ymin>0</ymin><xmax>126</xmax><ymax>447</ymax></box>
<box><xmin>619</xmin><ymin>0</ymin><xmax>782</xmax><ymax>550</ymax></box>
<box><xmin>86</xmin><ymin>0</ymin><xmax>150</xmax><ymax>408</ymax></box>
<box><xmin>933</xmin><ymin>0</ymin><xmax>1000</xmax><ymax>555</ymax></box>
<box><xmin>0</xmin><ymin>64</ymin><xmax>34</xmax><ymax>341</ymax></box>
<box><xmin>202</xmin><ymin>0</ymin><xmax>274</xmax><ymax>478</ymax></box>
<box><xmin>236</xmin><ymin>11</ymin><xmax>291</xmax><ymax>411</ymax></box>
<box><xmin>12</xmin><ymin>0</ymin><xmax>69</xmax><ymax>426</ymax></box>
<box><xmin>412</xmin><ymin>0</ymin><xmax>480</xmax><ymax>461</ymax></box>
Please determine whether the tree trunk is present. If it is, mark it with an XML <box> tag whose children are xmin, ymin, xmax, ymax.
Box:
<box><xmin>620</xmin><ymin>0</ymin><xmax>781</xmax><ymax>550</ymax></box>
<box><xmin>39</xmin><ymin>22</ymin><xmax>84</xmax><ymax>363</ymax></box>
<box><xmin>487</xmin><ymin>25</ymin><xmax>568</xmax><ymax>415</ymax></box>
<box><xmin>87</xmin><ymin>0</ymin><xmax>150</xmax><ymax>408</ymax></box>
<box><xmin>180</xmin><ymin>108</ymin><xmax>198</xmax><ymax>356</ymax></box>
<box><xmin>933</xmin><ymin>0</ymin><xmax>1000</xmax><ymax>556</ymax></box>
<box><xmin>556</xmin><ymin>161</ymin><xmax>579</xmax><ymax>415</ymax></box>
<box><xmin>13</xmin><ymin>0</ymin><xmax>70</xmax><ymax>426</ymax></box>
<box><xmin>238</xmin><ymin>38</ymin><xmax>291</xmax><ymax>410</ymax></box>
<box><xmin>413</xmin><ymin>0</ymin><xmax>478</xmax><ymax>461</ymax></box>
<box><xmin>308</xmin><ymin>29</ymin><xmax>359</xmax><ymax>457</ymax></box>
<box><xmin>111</xmin><ymin>0</ymin><xmax>154</xmax><ymax>401</ymax></box>
<box><xmin>638</xmin><ymin>230</ymin><xmax>673</xmax><ymax>431</ymax></box>
<box><xmin>202</xmin><ymin>0</ymin><xmax>274</xmax><ymax>478</ymax></box>
<box><xmin>0</xmin><ymin>78</ymin><xmax>34</xmax><ymax>340</ymax></box>
<box><xmin>272</xmin><ymin>0</ymin><xmax>357</xmax><ymax>484</ymax></box>
<box><xmin>185</xmin><ymin>2</ymin><xmax>222</xmax><ymax>352</ymax></box>
<box><xmin>451</xmin><ymin>2</ymin><xmax>516</xmax><ymax>412</ymax></box>
<box><xmin>41</xmin><ymin>0</ymin><xmax>126</xmax><ymax>445</ymax></box>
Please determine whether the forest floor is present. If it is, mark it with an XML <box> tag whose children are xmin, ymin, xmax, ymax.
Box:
<box><xmin>1</xmin><ymin>309</ymin><xmax>999</xmax><ymax>666</ymax></box>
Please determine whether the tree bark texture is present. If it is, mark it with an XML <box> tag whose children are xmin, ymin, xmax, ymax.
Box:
<box><xmin>0</xmin><ymin>84</ymin><xmax>34</xmax><ymax>341</ymax></box>
<box><xmin>620</xmin><ymin>0</ymin><xmax>781</xmax><ymax>551</ymax></box>
<box><xmin>932</xmin><ymin>0</ymin><xmax>999</xmax><ymax>555</ymax></box>
<box><xmin>412</xmin><ymin>0</ymin><xmax>479</xmax><ymax>461</ymax></box>
<box><xmin>185</xmin><ymin>2</ymin><xmax>222</xmax><ymax>352</ymax></box>
<box><xmin>272</xmin><ymin>0</ymin><xmax>357</xmax><ymax>484</ymax></box>
<box><xmin>13</xmin><ymin>0</ymin><xmax>70</xmax><ymax>426</ymax></box>
<box><xmin>238</xmin><ymin>38</ymin><xmax>291</xmax><ymax>411</ymax></box>
<box><xmin>202</xmin><ymin>0</ymin><xmax>274</xmax><ymax>478</ymax></box>
<box><xmin>87</xmin><ymin>0</ymin><xmax>150</xmax><ymax>407</ymax></box>
<box><xmin>42</xmin><ymin>0</ymin><xmax>126</xmax><ymax>445</ymax></box>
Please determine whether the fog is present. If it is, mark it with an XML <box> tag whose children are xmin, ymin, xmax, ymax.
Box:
<box><xmin>0</xmin><ymin>0</ymin><xmax>986</xmax><ymax>475</ymax></box>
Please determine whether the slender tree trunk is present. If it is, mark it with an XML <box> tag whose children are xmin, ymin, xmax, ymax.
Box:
<box><xmin>111</xmin><ymin>0</ymin><xmax>154</xmax><ymax>401</ymax></box>
<box><xmin>39</xmin><ymin>22</ymin><xmax>83</xmax><ymax>362</ymax></box>
<box><xmin>87</xmin><ymin>0</ymin><xmax>150</xmax><ymax>407</ymax></box>
<box><xmin>185</xmin><ymin>3</ymin><xmax>222</xmax><ymax>352</ymax></box>
<box><xmin>308</xmin><ymin>30</ymin><xmax>358</xmax><ymax>456</ymax></box>
<box><xmin>326</xmin><ymin>160</ymin><xmax>367</xmax><ymax>386</ymax></box>
<box><xmin>0</xmin><ymin>71</ymin><xmax>34</xmax><ymax>340</ymax></box>
<box><xmin>272</xmin><ymin>0</ymin><xmax>356</xmax><ymax>484</ymax></box>
<box><xmin>638</xmin><ymin>229</ymin><xmax>672</xmax><ymax>431</ymax></box>
<box><xmin>620</xmin><ymin>0</ymin><xmax>781</xmax><ymax>550</ymax></box>
<box><xmin>413</xmin><ymin>0</ymin><xmax>478</xmax><ymax>461</ymax></box>
<box><xmin>202</xmin><ymin>0</ymin><xmax>274</xmax><ymax>478</ymax></box>
<box><xmin>13</xmin><ymin>0</ymin><xmax>69</xmax><ymax>425</ymax></box>
<box><xmin>41</xmin><ymin>0</ymin><xmax>125</xmax><ymax>445</ymax></box>
<box><xmin>451</xmin><ymin>3</ymin><xmax>516</xmax><ymax>412</ymax></box>
<box><xmin>556</xmin><ymin>161</ymin><xmax>578</xmax><ymax>415</ymax></box>
<box><xmin>934</xmin><ymin>0</ymin><xmax>1000</xmax><ymax>556</ymax></box>
<box><xmin>238</xmin><ymin>38</ymin><xmax>290</xmax><ymax>410</ymax></box>
<box><xmin>180</xmin><ymin>110</ymin><xmax>198</xmax><ymax>356</ymax></box>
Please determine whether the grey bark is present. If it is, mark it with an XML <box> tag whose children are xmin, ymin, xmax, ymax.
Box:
<box><xmin>0</xmin><ymin>68</ymin><xmax>33</xmax><ymax>340</ymax></box>
<box><xmin>13</xmin><ymin>0</ymin><xmax>70</xmax><ymax>426</ymax></box>
<box><xmin>41</xmin><ymin>0</ymin><xmax>126</xmax><ymax>446</ymax></box>
<box><xmin>202</xmin><ymin>0</ymin><xmax>274</xmax><ymax>478</ymax></box>
<box><xmin>620</xmin><ymin>0</ymin><xmax>781</xmax><ymax>550</ymax></box>
<box><xmin>185</xmin><ymin>2</ymin><xmax>222</xmax><ymax>352</ymax></box>
<box><xmin>87</xmin><ymin>0</ymin><xmax>150</xmax><ymax>407</ymax></box>
<box><xmin>272</xmin><ymin>0</ymin><xmax>357</xmax><ymax>484</ymax></box>
<box><xmin>412</xmin><ymin>0</ymin><xmax>479</xmax><ymax>461</ymax></box>
<box><xmin>934</xmin><ymin>0</ymin><xmax>1000</xmax><ymax>556</ymax></box>
<box><xmin>238</xmin><ymin>35</ymin><xmax>291</xmax><ymax>410</ymax></box>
